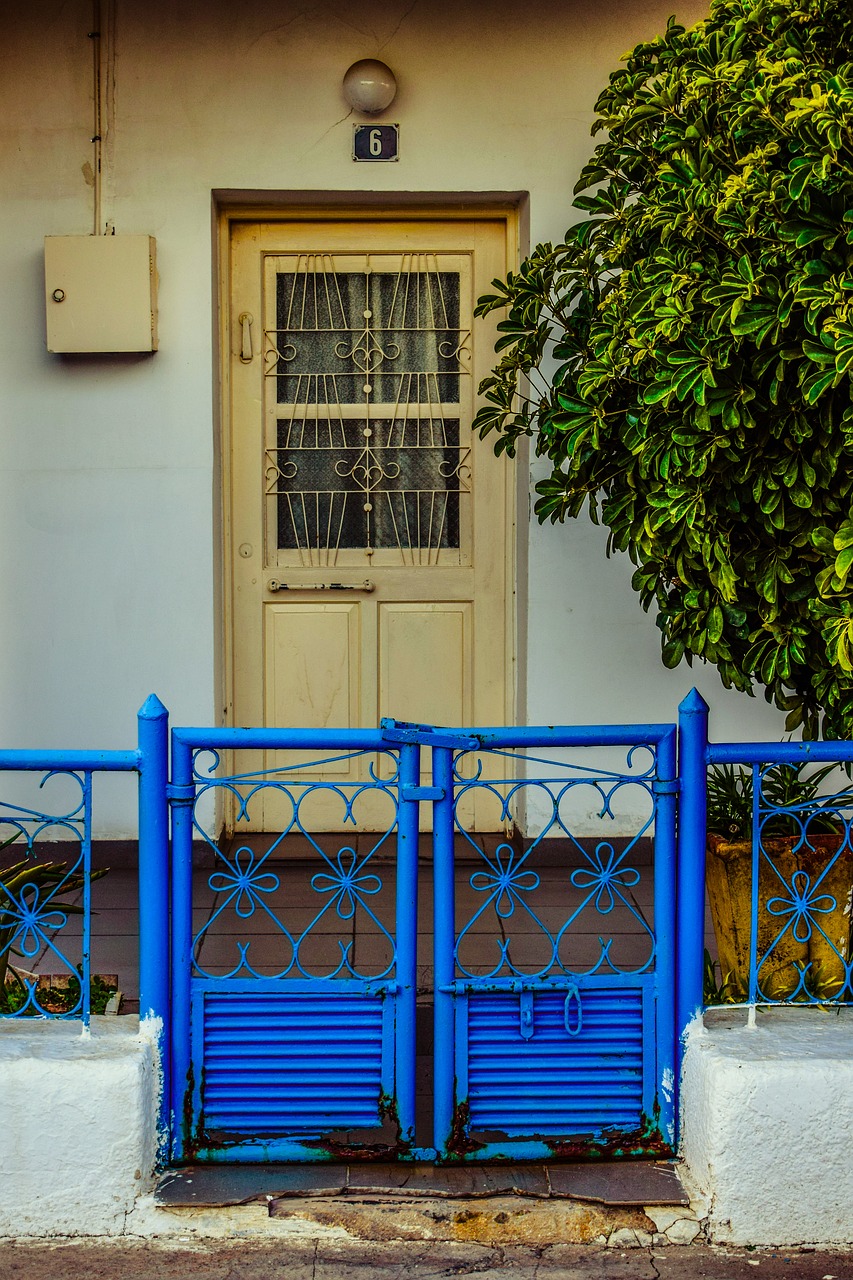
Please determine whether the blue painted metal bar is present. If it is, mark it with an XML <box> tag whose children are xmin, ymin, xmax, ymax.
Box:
<box><xmin>171</xmin><ymin>724</ymin><xmax>675</xmax><ymax>752</ymax></box>
<box><xmin>653</xmin><ymin>726</ymin><xmax>678</xmax><ymax>1145</ymax></box>
<box><xmin>137</xmin><ymin>696</ymin><xmax>170</xmax><ymax>1024</ymax></box>
<box><xmin>81</xmin><ymin>772</ymin><xmax>93</xmax><ymax>1028</ymax></box>
<box><xmin>0</xmin><ymin>750</ymin><xmax>139</xmax><ymax>771</ymax></box>
<box><xmin>409</xmin><ymin>724</ymin><xmax>675</xmax><ymax>748</ymax></box>
<box><xmin>442</xmin><ymin>973</ymin><xmax>646</xmax><ymax>993</ymax></box>
<box><xmin>394</xmin><ymin>741</ymin><xmax>420</xmax><ymax>1150</ymax></box>
<box><xmin>749</xmin><ymin>764</ymin><xmax>760</xmax><ymax>1007</ymax></box>
<box><xmin>432</xmin><ymin>744</ymin><xmax>456</xmax><ymax>1156</ymax></box>
<box><xmin>172</xmin><ymin>728</ymin><xmax>388</xmax><ymax>751</ymax></box>
<box><xmin>708</xmin><ymin>740</ymin><xmax>853</xmax><ymax>764</ymax></box>
<box><xmin>137</xmin><ymin>694</ymin><xmax>171</xmax><ymax>1161</ymax></box>
<box><xmin>676</xmin><ymin>690</ymin><xmax>709</xmax><ymax>1058</ymax></box>
<box><xmin>192</xmin><ymin>977</ymin><xmax>399</xmax><ymax>996</ymax></box>
<box><xmin>169</xmin><ymin>733</ymin><xmax>195</xmax><ymax>1163</ymax></box>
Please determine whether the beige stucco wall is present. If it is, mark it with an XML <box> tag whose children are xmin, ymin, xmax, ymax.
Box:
<box><xmin>0</xmin><ymin>0</ymin><xmax>785</xmax><ymax>834</ymax></box>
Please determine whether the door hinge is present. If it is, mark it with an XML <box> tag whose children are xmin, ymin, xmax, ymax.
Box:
<box><xmin>166</xmin><ymin>782</ymin><xmax>196</xmax><ymax>805</ymax></box>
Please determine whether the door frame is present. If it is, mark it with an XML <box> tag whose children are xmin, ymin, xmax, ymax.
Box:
<box><xmin>213</xmin><ymin>196</ymin><xmax>525</xmax><ymax>781</ymax></box>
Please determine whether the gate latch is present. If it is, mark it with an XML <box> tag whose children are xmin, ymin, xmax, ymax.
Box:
<box><xmin>401</xmin><ymin>785</ymin><xmax>445</xmax><ymax>802</ymax></box>
<box><xmin>564</xmin><ymin>985</ymin><xmax>583</xmax><ymax>1037</ymax></box>
<box><xmin>380</xmin><ymin>718</ymin><xmax>480</xmax><ymax>751</ymax></box>
<box><xmin>519</xmin><ymin>989</ymin><xmax>534</xmax><ymax>1041</ymax></box>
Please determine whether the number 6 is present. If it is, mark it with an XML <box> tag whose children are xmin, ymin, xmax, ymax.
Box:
<box><xmin>369</xmin><ymin>128</ymin><xmax>383</xmax><ymax>157</ymax></box>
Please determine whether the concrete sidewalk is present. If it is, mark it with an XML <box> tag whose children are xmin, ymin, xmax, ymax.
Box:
<box><xmin>0</xmin><ymin>1238</ymin><xmax>849</xmax><ymax>1279</ymax></box>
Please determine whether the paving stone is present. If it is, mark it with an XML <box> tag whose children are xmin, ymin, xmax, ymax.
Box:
<box><xmin>0</xmin><ymin>1241</ymin><xmax>848</xmax><ymax>1279</ymax></box>
<box><xmin>607</xmin><ymin>1227</ymin><xmax>647</xmax><ymax>1248</ymax></box>
<box><xmin>645</xmin><ymin>1205</ymin><xmax>698</xmax><ymax>1234</ymax></box>
<box><xmin>664</xmin><ymin>1217</ymin><xmax>702</xmax><ymax>1245</ymax></box>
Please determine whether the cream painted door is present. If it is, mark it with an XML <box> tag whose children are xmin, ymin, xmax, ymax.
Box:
<box><xmin>226</xmin><ymin>217</ymin><xmax>511</xmax><ymax>830</ymax></box>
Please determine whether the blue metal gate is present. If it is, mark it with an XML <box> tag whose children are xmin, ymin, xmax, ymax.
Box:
<box><xmin>169</xmin><ymin>718</ymin><xmax>677</xmax><ymax>1163</ymax></box>
<box><xmin>426</xmin><ymin>723</ymin><xmax>677</xmax><ymax>1160</ymax></box>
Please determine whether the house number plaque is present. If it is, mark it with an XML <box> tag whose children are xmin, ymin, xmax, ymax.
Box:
<box><xmin>353</xmin><ymin>124</ymin><xmax>399</xmax><ymax>162</ymax></box>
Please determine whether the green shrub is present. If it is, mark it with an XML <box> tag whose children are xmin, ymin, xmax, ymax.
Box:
<box><xmin>475</xmin><ymin>0</ymin><xmax>853</xmax><ymax>738</ymax></box>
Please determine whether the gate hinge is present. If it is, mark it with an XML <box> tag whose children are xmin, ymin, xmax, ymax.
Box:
<box><xmin>166</xmin><ymin>782</ymin><xmax>196</xmax><ymax>805</ymax></box>
<box><xmin>380</xmin><ymin>718</ymin><xmax>480</xmax><ymax>751</ymax></box>
<box><xmin>653</xmin><ymin>778</ymin><xmax>680</xmax><ymax>795</ymax></box>
<box><xmin>401</xmin><ymin>785</ymin><xmax>445</xmax><ymax>802</ymax></box>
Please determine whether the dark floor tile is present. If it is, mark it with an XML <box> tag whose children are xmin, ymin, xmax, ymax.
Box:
<box><xmin>547</xmin><ymin>1160</ymin><xmax>689</xmax><ymax>1205</ymax></box>
<box><xmin>344</xmin><ymin>1163</ymin><xmax>551</xmax><ymax>1198</ymax></box>
<box><xmin>156</xmin><ymin>1163</ymin><xmax>348</xmax><ymax>1206</ymax></box>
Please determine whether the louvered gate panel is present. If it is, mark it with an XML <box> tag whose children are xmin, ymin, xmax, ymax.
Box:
<box><xmin>459</xmin><ymin>981</ymin><xmax>651</xmax><ymax>1138</ymax></box>
<box><xmin>193</xmin><ymin>985</ymin><xmax>393</xmax><ymax>1143</ymax></box>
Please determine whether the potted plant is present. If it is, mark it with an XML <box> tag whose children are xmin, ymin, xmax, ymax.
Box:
<box><xmin>705</xmin><ymin>763</ymin><xmax>853</xmax><ymax>1001</ymax></box>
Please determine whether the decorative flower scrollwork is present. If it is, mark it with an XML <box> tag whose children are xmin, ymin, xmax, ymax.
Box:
<box><xmin>0</xmin><ymin>884</ymin><xmax>68</xmax><ymax>957</ymax></box>
<box><xmin>311</xmin><ymin>847</ymin><xmax>382</xmax><ymax>920</ymax></box>
<box><xmin>470</xmin><ymin>845</ymin><xmax>539</xmax><ymax>918</ymax></box>
<box><xmin>571</xmin><ymin>844</ymin><xmax>640</xmax><ymax>914</ymax></box>
<box><xmin>767</xmin><ymin>870</ymin><xmax>836</xmax><ymax>943</ymax></box>
<box><xmin>334</xmin><ymin>332</ymin><xmax>401</xmax><ymax>373</ymax></box>
<box><xmin>209</xmin><ymin>847</ymin><xmax>279</xmax><ymax>919</ymax></box>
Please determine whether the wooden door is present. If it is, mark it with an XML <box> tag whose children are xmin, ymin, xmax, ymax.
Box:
<box><xmin>225</xmin><ymin>216</ymin><xmax>512</xmax><ymax>830</ymax></box>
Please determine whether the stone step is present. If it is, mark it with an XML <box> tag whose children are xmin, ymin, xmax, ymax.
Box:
<box><xmin>156</xmin><ymin>1160</ymin><xmax>688</xmax><ymax>1208</ymax></box>
<box><xmin>152</xmin><ymin>1162</ymin><xmax>702</xmax><ymax>1247</ymax></box>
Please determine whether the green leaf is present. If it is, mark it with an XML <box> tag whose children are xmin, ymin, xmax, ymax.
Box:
<box><xmin>662</xmin><ymin>639</ymin><xmax>685</xmax><ymax>669</ymax></box>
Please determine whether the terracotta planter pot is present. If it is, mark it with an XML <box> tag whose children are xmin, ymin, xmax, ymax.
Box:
<box><xmin>706</xmin><ymin>832</ymin><xmax>853</xmax><ymax>1000</ymax></box>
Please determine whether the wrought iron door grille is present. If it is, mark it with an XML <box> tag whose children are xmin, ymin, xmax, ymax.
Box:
<box><xmin>265</xmin><ymin>256</ymin><xmax>472</xmax><ymax>566</ymax></box>
<box><xmin>269</xmin><ymin>418</ymin><xmax>466</xmax><ymax>553</ymax></box>
<box><xmin>270</xmin><ymin>268</ymin><xmax>465</xmax><ymax>402</ymax></box>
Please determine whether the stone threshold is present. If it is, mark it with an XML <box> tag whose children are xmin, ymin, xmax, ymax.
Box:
<box><xmin>155</xmin><ymin>1160</ymin><xmax>689</xmax><ymax>1209</ymax></box>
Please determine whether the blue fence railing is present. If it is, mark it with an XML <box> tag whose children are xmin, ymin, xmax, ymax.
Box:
<box><xmin>678</xmin><ymin>690</ymin><xmax>853</xmax><ymax>1036</ymax></box>
<box><xmin>0</xmin><ymin>696</ymin><xmax>169</xmax><ymax>1043</ymax></box>
<box><xmin>2</xmin><ymin>688</ymin><xmax>852</xmax><ymax>1164</ymax></box>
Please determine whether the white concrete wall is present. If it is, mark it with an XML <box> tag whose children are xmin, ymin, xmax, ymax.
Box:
<box><xmin>0</xmin><ymin>1016</ymin><xmax>160</xmax><ymax>1236</ymax></box>
<box><xmin>0</xmin><ymin>0</ymin><xmax>788</xmax><ymax>836</ymax></box>
<box><xmin>680</xmin><ymin>1008</ymin><xmax>853</xmax><ymax>1246</ymax></box>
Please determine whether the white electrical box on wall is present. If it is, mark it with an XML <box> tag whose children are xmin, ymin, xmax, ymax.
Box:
<box><xmin>44</xmin><ymin>235</ymin><xmax>158</xmax><ymax>353</ymax></box>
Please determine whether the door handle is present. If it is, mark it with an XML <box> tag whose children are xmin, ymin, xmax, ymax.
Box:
<box><xmin>238</xmin><ymin>312</ymin><xmax>254</xmax><ymax>362</ymax></box>
<box><xmin>267</xmin><ymin>579</ymin><xmax>375</xmax><ymax>593</ymax></box>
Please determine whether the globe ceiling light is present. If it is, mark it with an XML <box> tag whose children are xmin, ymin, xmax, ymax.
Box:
<box><xmin>342</xmin><ymin>59</ymin><xmax>397</xmax><ymax>114</ymax></box>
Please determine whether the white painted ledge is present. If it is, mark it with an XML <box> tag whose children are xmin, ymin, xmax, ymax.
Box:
<box><xmin>0</xmin><ymin>1015</ymin><xmax>160</xmax><ymax>1237</ymax></box>
<box><xmin>680</xmin><ymin>1006</ymin><xmax>853</xmax><ymax>1246</ymax></box>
